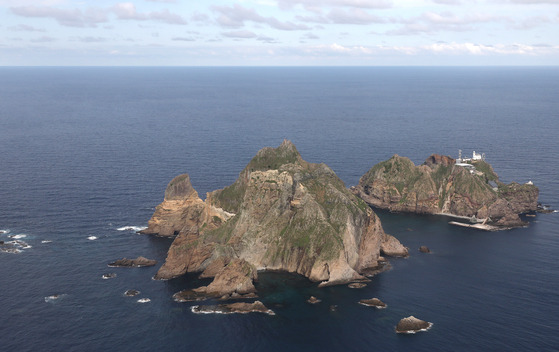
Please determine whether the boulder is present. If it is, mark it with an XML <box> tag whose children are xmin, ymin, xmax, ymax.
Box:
<box><xmin>419</xmin><ymin>246</ymin><xmax>430</xmax><ymax>253</ymax></box>
<box><xmin>307</xmin><ymin>296</ymin><xmax>321</xmax><ymax>304</ymax></box>
<box><xmin>358</xmin><ymin>298</ymin><xmax>387</xmax><ymax>308</ymax></box>
<box><xmin>396</xmin><ymin>316</ymin><xmax>432</xmax><ymax>333</ymax></box>
<box><xmin>174</xmin><ymin>259</ymin><xmax>257</xmax><ymax>302</ymax></box>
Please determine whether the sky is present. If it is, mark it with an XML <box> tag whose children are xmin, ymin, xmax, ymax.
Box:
<box><xmin>1</xmin><ymin>0</ymin><xmax>558</xmax><ymax>66</ymax></box>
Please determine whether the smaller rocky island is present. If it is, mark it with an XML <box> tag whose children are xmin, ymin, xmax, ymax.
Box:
<box><xmin>352</xmin><ymin>152</ymin><xmax>539</xmax><ymax>230</ymax></box>
<box><xmin>358</xmin><ymin>298</ymin><xmax>387</xmax><ymax>308</ymax></box>
<box><xmin>396</xmin><ymin>316</ymin><xmax>433</xmax><ymax>333</ymax></box>
<box><xmin>191</xmin><ymin>301</ymin><xmax>275</xmax><ymax>315</ymax></box>
<box><xmin>108</xmin><ymin>256</ymin><xmax>157</xmax><ymax>267</ymax></box>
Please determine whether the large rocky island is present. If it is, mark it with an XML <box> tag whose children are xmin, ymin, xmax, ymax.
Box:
<box><xmin>352</xmin><ymin>153</ymin><xmax>539</xmax><ymax>229</ymax></box>
<box><xmin>141</xmin><ymin>140</ymin><xmax>408</xmax><ymax>296</ymax></box>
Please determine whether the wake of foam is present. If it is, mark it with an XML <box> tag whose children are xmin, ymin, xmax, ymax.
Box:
<box><xmin>398</xmin><ymin>322</ymin><xmax>434</xmax><ymax>334</ymax></box>
<box><xmin>44</xmin><ymin>294</ymin><xmax>66</xmax><ymax>303</ymax></box>
<box><xmin>117</xmin><ymin>226</ymin><xmax>147</xmax><ymax>232</ymax></box>
<box><xmin>41</xmin><ymin>240</ymin><xmax>52</xmax><ymax>244</ymax></box>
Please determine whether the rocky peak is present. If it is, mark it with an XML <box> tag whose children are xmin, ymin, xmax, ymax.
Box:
<box><xmin>423</xmin><ymin>154</ymin><xmax>455</xmax><ymax>168</ymax></box>
<box><xmin>164</xmin><ymin>174</ymin><xmax>198</xmax><ymax>201</ymax></box>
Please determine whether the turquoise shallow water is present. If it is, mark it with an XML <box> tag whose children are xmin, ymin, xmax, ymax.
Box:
<box><xmin>0</xmin><ymin>67</ymin><xmax>558</xmax><ymax>351</ymax></box>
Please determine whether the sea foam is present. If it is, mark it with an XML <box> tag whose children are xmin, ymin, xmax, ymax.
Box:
<box><xmin>87</xmin><ymin>236</ymin><xmax>98</xmax><ymax>241</ymax></box>
<box><xmin>117</xmin><ymin>226</ymin><xmax>147</xmax><ymax>232</ymax></box>
<box><xmin>44</xmin><ymin>294</ymin><xmax>66</xmax><ymax>303</ymax></box>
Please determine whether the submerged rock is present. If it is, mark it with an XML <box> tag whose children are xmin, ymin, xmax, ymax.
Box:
<box><xmin>124</xmin><ymin>290</ymin><xmax>140</xmax><ymax>297</ymax></box>
<box><xmin>191</xmin><ymin>301</ymin><xmax>274</xmax><ymax>315</ymax></box>
<box><xmin>419</xmin><ymin>246</ymin><xmax>430</xmax><ymax>253</ymax></box>
<box><xmin>108</xmin><ymin>256</ymin><xmax>157</xmax><ymax>267</ymax></box>
<box><xmin>307</xmin><ymin>296</ymin><xmax>321</xmax><ymax>304</ymax></box>
<box><xmin>102</xmin><ymin>273</ymin><xmax>117</xmax><ymax>279</ymax></box>
<box><xmin>396</xmin><ymin>316</ymin><xmax>432</xmax><ymax>333</ymax></box>
<box><xmin>348</xmin><ymin>282</ymin><xmax>367</xmax><ymax>289</ymax></box>
<box><xmin>358</xmin><ymin>298</ymin><xmax>386</xmax><ymax>308</ymax></box>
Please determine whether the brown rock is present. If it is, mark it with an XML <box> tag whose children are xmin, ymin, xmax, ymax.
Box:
<box><xmin>191</xmin><ymin>301</ymin><xmax>275</xmax><ymax>315</ymax></box>
<box><xmin>108</xmin><ymin>256</ymin><xmax>157</xmax><ymax>267</ymax></box>
<box><xmin>307</xmin><ymin>296</ymin><xmax>321</xmax><ymax>304</ymax></box>
<box><xmin>396</xmin><ymin>316</ymin><xmax>432</xmax><ymax>333</ymax></box>
<box><xmin>423</xmin><ymin>154</ymin><xmax>455</xmax><ymax>168</ymax></box>
<box><xmin>419</xmin><ymin>246</ymin><xmax>430</xmax><ymax>253</ymax></box>
<box><xmin>174</xmin><ymin>259</ymin><xmax>258</xmax><ymax>302</ymax></box>
<box><xmin>348</xmin><ymin>282</ymin><xmax>367</xmax><ymax>289</ymax></box>
<box><xmin>358</xmin><ymin>298</ymin><xmax>387</xmax><ymax>308</ymax></box>
<box><xmin>199</xmin><ymin>256</ymin><xmax>230</xmax><ymax>279</ymax></box>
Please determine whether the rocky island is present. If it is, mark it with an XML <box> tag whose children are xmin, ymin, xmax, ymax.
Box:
<box><xmin>352</xmin><ymin>153</ymin><xmax>539</xmax><ymax>230</ymax></box>
<box><xmin>141</xmin><ymin>140</ymin><xmax>408</xmax><ymax>298</ymax></box>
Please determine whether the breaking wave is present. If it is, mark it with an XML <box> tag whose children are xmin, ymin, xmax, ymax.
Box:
<box><xmin>44</xmin><ymin>294</ymin><xmax>67</xmax><ymax>303</ymax></box>
<box><xmin>87</xmin><ymin>236</ymin><xmax>98</xmax><ymax>241</ymax></box>
<box><xmin>137</xmin><ymin>298</ymin><xmax>151</xmax><ymax>303</ymax></box>
<box><xmin>117</xmin><ymin>226</ymin><xmax>147</xmax><ymax>232</ymax></box>
<box><xmin>1</xmin><ymin>240</ymin><xmax>32</xmax><ymax>254</ymax></box>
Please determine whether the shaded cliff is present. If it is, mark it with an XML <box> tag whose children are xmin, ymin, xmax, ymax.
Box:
<box><xmin>144</xmin><ymin>140</ymin><xmax>407</xmax><ymax>288</ymax></box>
<box><xmin>352</xmin><ymin>154</ymin><xmax>538</xmax><ymax>228</ymax></box>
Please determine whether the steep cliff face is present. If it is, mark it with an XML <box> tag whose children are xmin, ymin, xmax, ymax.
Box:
<box><xmin>146</xmin><ymin>140</ymin><xmax>407</xmax><ymax>287</ymax></box>
<box><xmin>353</xmin><ymin>154</ymin><xmax>539</xmax><ymax>228</ymax></box>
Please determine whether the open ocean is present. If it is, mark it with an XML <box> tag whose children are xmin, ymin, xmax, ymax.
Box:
<box><xmin>1</xmin><ymin>67</ymin><xmax>558</xmax><ymax>351</ymax></box>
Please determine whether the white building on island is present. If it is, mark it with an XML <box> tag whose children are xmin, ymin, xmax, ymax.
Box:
<box><xmin>458</xmin><ymin>149</ymin><xmax>485</xmax><ymax>163</ymax></box>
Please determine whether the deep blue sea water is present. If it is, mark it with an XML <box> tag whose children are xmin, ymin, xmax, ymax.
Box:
<box><xmin>1</xmin><ymin>67</ymin><xmax>558</xmax><ymax>351</ymax></box>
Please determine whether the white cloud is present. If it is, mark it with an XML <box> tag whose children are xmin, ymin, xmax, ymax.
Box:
<box><xmin>326</xmin><ymin>8</ymin><xmax>387</xmax><ymax>24</ymax></box>
<box><xmin>8</xmin><ymin>24</ymin><xmax>45</xmax><ymax>32</ymax></box>
<box><xmin>276</xmin><ymin>0</ymin><xmax>393</xmax><ymax>10</ymax></box>
<box><xmin>112</xmin><ymin>3</ymin><xmax>187</xmax><ymax>25</ymax></box>
<box><xmin>213</xmin><ymin>3</ymin><xmax>309</xmax><ymax>30</ymax></box>
<box><xmin>222</xmin><ymin>30</ymin><xmax>258</xmax><ymax>38</ymax></box>
<box><xmin>11</xmin><ymin>6</ymin><xmax>108</xmax><ymax>28</ymax></box>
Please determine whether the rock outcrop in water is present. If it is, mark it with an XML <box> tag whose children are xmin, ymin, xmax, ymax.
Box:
<box><xmin>396</xmin><ymin>316</ymin><xmax>432</xmax><ymax>333</ymax></box>
<box><xmin>108</xmin><ymin>256</ymin><xmax>157</xmax><ymax>267</ymax></box>
<box><xmin>352</xmin><ymin>154</ymin><xmax>539</xmax><ymax>229</ymax></box>
<box><xmin>144</xmin><ymin>140</ymin><xmax>407</xmax><ymax>291</ymax></box>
